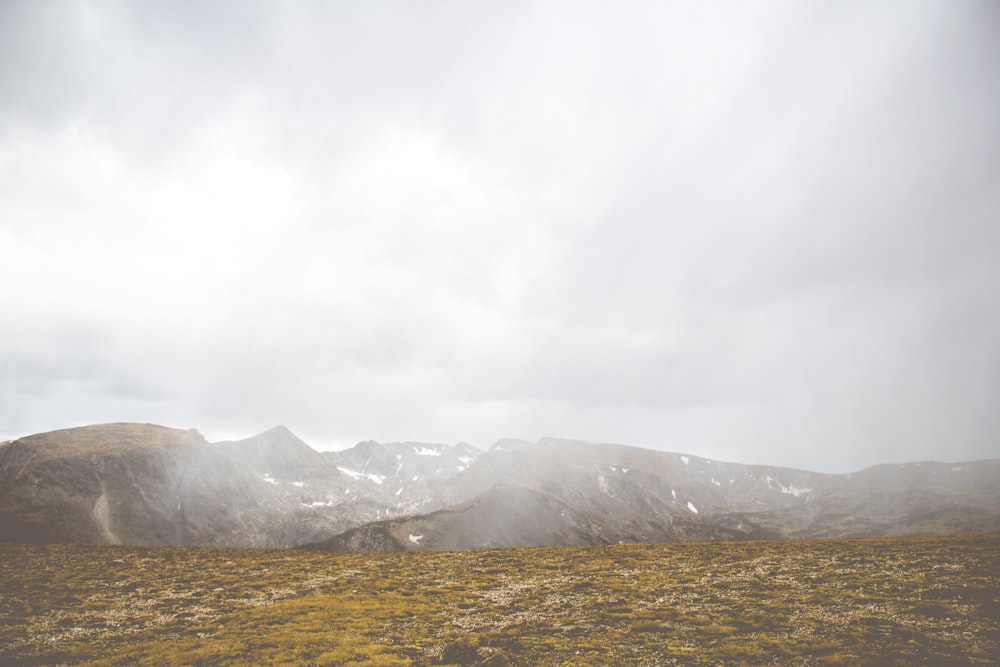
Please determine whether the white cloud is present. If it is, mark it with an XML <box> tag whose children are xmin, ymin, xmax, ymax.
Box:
<box><xmin>2</xmin><ymin>1</ymin><xmax>998</xmax><ymax>472</ymax></box>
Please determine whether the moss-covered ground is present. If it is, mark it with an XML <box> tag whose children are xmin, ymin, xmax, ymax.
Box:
<box><xmin>1</xmin><ymin>533</ymin><xmax>997</xmax><ymax>665</ymax></box>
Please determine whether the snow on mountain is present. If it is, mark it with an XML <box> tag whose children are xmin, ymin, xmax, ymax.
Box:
<box><xmin>308</xmin><ymin>438</ymin><xmax>1000</xmax><ymax>552</ymax></box>
<box><xmin>3</xmin><ymin>424</ymin><xmax>999</xmax><ymax>552</ymax></box>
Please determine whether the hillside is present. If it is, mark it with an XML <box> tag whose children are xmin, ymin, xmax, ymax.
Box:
<box><xmin>0</xmin><ymin>423</ymin><xmax>269</xmax><ymax>546</ymax></box>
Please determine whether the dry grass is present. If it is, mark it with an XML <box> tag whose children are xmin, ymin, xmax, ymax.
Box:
<box><xmin>1</xmin><ymin>533</ymin><xmax>997</xmax><ymax>665</ymax></box>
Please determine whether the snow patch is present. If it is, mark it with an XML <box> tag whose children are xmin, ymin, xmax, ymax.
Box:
<box><xmin>459</xmin><ymin>456</ymin><xmax>475</xmax><ymax>465</ymax></box>
<box><xmin>260</xmin><ymin>473</ymin><xmax>278</xmax><ymax>485</ymax></box>
<box><xmin>711</xmin><ymin>478</ymin><xmax>721</xmax><ymax>487</ymax></box>
<box><xmin>686</xmin><ymin>501</ymin><xmax>699</xmax><ymax>514</ymax></box>
<box><xmin>671</xmin><ymin>489</ymin><xmax>677</xmax><ymax>500</ymax></box>
<box><xmin>680</xmin><ymin>456</ymin><xmax>690</xmax><ymax>465</ymax></box>
<box><xmin>952</xmin><ymin>466</ymin><xmax>962</xmax><ymax>472</ymax></box>
<box><xmin>292</xmin><ymin>481</ymin><xmax>305</xmax><ymax>488</ymax></box>
<box><xmin>414</xmin><ymin>446</ymin><xmax>442</xmax><ymax>456</ymax></box>
<box><xmin>597</xmin><ymin>474</ymin><xmax>611</xmax><ymax>496</ymax></box>
<box><xmin>337</xmin><ymin>467</ymin><xmax>384</xmax><ymax>484</ymax></box>
<box><xmin>766</xmin><ymin>474</ymin><xmax>810</xmax><ymax>497</ymax></box>
<box><xmin>395</xmin><ymin>488</ymin><xmax>403</xmax><ymax>496</ymax></box>
<box><xmin>408</xmin><ymin>533</ymin><xmax>424</xmax><ymax>545</ymax></box>
<box><xmin>779</xmin><ymin>483</ymin><xmax>811</xmax><ymax>497</ymax></box>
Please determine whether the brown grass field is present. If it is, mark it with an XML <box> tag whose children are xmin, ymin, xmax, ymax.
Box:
<box><xmin>1</xmin><ymin>533</ymin><xmax>997</xmax><ymax>665</ymax></box>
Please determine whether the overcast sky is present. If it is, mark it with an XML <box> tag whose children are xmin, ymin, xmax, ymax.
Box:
<box><xmin>2</xmin><ymin>1</ymin><xmax>998</xmax><ymax>472</ymax></box>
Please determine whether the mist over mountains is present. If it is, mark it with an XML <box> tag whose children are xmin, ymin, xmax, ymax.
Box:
<box><xmin>1</xmin><ymin>423</ymin><xmax>997</xmax><ymax>552</ymax></box>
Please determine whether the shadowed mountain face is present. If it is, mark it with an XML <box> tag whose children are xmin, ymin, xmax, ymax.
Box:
<box><xmin>2</xmin><ymin>424</ymin><xmax>998</xmax><ymax>551</ymax></box>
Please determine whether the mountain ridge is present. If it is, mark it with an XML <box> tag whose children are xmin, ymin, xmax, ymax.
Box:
<box><xmin>2</xmin><ymin>422</ymin><xmax>998</xmax><ymax>551</ymax></box>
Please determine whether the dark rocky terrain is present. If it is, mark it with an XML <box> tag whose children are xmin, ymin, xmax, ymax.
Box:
<box><xmin>2</xmin><ymin>423</ymin><xmax>998</xmax><ymax>551</ymax></box>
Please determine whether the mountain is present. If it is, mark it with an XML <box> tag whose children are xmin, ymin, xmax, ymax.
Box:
<box><xmin>3</xmin><ymin>424</ymin><xmax>998</xmax><ymax>552</ymax></box>
<box><xmin>0</xmin><ymin>423</ymin><xmax>476</xmax><ymax>548</ymax></box>
<box><xmin>305</xmin><ymin>437</ymin><xmax>1000</xmax><ymax>552</ymax></box>
<box><xmin>213</xmin><ymin>425</ymin><xmax>340</xmax><ymax>483</ymax></box>
<box><xmin>320</xmin><ymin>439</ymin><xmax>481</xmax><ymax>517</ymax></box>
<box><xmin>0</xmin><ymin>423</ymin><xmax>273</xmax><ymax>546</ymax></box>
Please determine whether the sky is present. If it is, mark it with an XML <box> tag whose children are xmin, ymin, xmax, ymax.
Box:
<box><xmin>1</xmin><ymin>1</ymin><xmax>998</xmax><ymax>473</ymax></box>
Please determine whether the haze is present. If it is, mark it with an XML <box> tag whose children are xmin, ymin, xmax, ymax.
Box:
<box><xmin>2</xmin><ymin>1</ymin><xmax>998</xmax><ymax>473</ymax></box>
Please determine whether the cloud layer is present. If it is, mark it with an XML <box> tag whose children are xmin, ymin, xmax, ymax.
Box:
<box><xmin>2</xmin><ymin>1</ymin><xmax>998</xmax><ymax>471</ymax></box>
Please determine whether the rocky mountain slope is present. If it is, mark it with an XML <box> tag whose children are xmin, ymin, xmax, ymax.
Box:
<box><xmin>0</xmin><ymin>423</ymin><xmax>480</xmax><ymax>548</ymax></box>
<box><xmin>0</xmin><ymin>423</ymin><xmax>272</xmax><ymax>546</ymax></box>
<box><xmin>2</xmin><ymin>423</ymin><xmax>998</xmax><ymax>551</ymax></box>
<box><xmin>307</xmin><ymin>437</ymin><xmax>1000</xmax><ymax>552</ymax></box>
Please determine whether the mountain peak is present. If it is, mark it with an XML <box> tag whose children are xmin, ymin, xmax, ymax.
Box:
<box><xmin>488</xmin><ymin>438</ymin><xmax>533</xmax><ymax>453</ymax></box>
<box><xmin>248</xmin><ymin>425</ymin><xmax>311</xmax><ymax>448</ymax></box>
<box><xmin>262</xmin><ymin>424</ymin><xmax>296</xmax><ymax>438</ymax></box>
<box><xmin>455</xmin><ymin>442</ymin><xmax>482</xmax><ymax>455</ymax></box>
<box><xmin>12</xmin><ymin>423</ymin><xmax>205</xmax><ymax>459</ymax></box>
<box><xmin>211</xmin><ymin>425</ymin><xmax>332</xmax><ymax>482</ymax></box>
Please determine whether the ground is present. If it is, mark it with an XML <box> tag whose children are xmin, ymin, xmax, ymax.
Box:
<box><xmin>1</xmin><ymin>533</ymin><xmax>997</xmax><ymax>665</ymax></box>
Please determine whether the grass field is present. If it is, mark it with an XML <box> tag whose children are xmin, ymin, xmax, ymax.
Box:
<box><xmin>1</xmin><ymin>533</ymin><xmax>997</xmax><ymax>665</ymax></box>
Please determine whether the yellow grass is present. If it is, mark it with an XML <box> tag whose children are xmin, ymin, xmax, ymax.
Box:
<box><xmin>1</xmin><ymin>533</ymin><xmax>997</xmax><ymax>665</ymax></box>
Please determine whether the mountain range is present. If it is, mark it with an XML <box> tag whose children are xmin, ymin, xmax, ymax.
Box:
<box><xmin>2</xmin><ymin>423</ymin><xmax>997</xmax><ymax>551</ymax></box>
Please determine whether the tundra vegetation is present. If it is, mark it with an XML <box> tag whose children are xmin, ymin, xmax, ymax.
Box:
<box><xmin>1</xmin><ymin>533</ymin><xmax>997</xmax><ymax>665</ymax></box>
